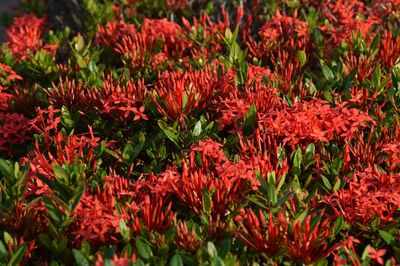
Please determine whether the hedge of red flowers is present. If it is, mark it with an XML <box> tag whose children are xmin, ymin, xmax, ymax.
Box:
<box><xmin>0</xmin><ymin>0</ymin><xmax>400</xmax><ymax>265</ymax></box>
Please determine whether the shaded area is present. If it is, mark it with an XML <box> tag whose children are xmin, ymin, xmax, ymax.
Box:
<box><xmin>0</xmin><ymin>0</ymin><xmax>16</xmax><ymax>41</ymax></box>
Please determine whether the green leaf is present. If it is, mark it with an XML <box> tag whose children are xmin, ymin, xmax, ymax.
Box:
<box><xmin>243</xmin><ymin>104</ymin><xmax>256</xmax><ymax>136</ymax></box>
<box><xmin>297</xmin><ymin>50</ymin><xmax>307</xmax><ymax>67</ymax></box>
<box><xmin>202</xmin><ymin>189</ymin><xmax>212</xmax><ymax>216</ymax></box>
<box><xmin>214</xmin><ymin>256</ymin><xmax>225</xmax><ymax>266</ymax></box>
<box><xmin>73</xmin><ymin>249</ymin><xmax>90</xmax><ymax>266</ymax></box>
<box><xmin>74</xmin><ymin>34</ymin><xmax>85</xmax><ymax>52</ymax></box>
<box><xmin>158</xmin><ymin>120</ymin><xmax>181</xmax><ymax>147</ymax></box>
<box><xmin>321</xmin><ymin>175</ymin><xmax>332</xmax><ymax>190</ymax></box>
<box><xmin>193</xmin><ymin>121</ymin><xmax>202</xmax><ymax>137</ymax></box>
<box><xmin>361</xmin><ymin>245</ymin><xmax>370</xmax><ymax>260</ymax></box>
<box><xmin>333</xmin><ymin>178</ymin><xmax>341</xmax><ymax>192</ymax></box>
<box><xmin>3</xmin><ymin>232</ymin><xmax>13</xmax><ymax>245</ymax></box>
<box><xmin>323</xmin><ymin>89</ymin><xmax>333</xmax><ymax>103</ymax></box>
<box><xmin>267</xmin><ymin>184</ymin><xmax>277</xmax><ymax>205</ymax></box>
<box><xmin>0</xmin><ymin>159</ymin><xmax>14</xmax><ymax>180</ymax></box>
<box><xmin>372</xmin><ymin>66</ymin><xmax>381</xmax><ymax>88</ymax></box>
<box><xmin>53</xmin><ymin>165</ymin><xmax>68</xmax><ymax>183</ymax></box>
<box><xmin>256</xmin><ymin>171</ymin><xmax>269</xmax><ymax>194</ymax></box>
<box><xmin>293</xmin><ymin>148</ymin><xmax>303</xmax><ymax>169</ymax></box>
<box><xmin>169</xmin><ymin>253</ymin><xmax>183</xmax><ymax>266</ymax></box>
<box><xmin>182</xmin><ymin>91</ymin><xmax>189</xmax><ymax>110</ymax></box>
<box><xmin>88</xmin><ymin>60</ymin><xmax>96</xmax><ymax>73</ymax></box>
<box><xmin>332</xmin><ymin>158</ymin><xmax>343</xmax><ymax>176</ymax></box>
<box><xmin>119</xmin><ymin>220</ymin><xmax>131</xmax><ymax>242</ymax></box>
<box><xmin>321</xmin><ymin>65</ymin><xmax>334</xmax><ymax>82</ymax></box>
<box><xmin>370</xmin><ymin>34</ymin><xmax>380</xmax><ymax>51</ymax></box>
<box><xmin>69</xmin><ymin>185</ymin><xmax>84</xmax><ymax>211</ymax></box>
<box><xmin>42</xmin><ymin>197</ymin><xmax>63</xmax><ymax>225</ymax></box>
<box><xmin>246</xmin><ymin>195</ymin><xmax>268</xmax><ymax>209</ymax></box>
<box><xmin>38</xmin><ymin>173</ymin><xmax>70</xmax><ymax>204</ymax></box>
<box><xmin>0</xmin><ymin>240</ymin><xmax>6</xmax><ymax>257</ymax></box>
<box><xmin>61</xmin><ymin>106</ymin><xmax>75</xmax><ymax>128</ymax></box>
<box><xmin>131</xmin><ymin>133</ymin><xmax>145</xmax><ymax>163</ymax></box>
<box><xmin>7</xmin><ymin>243</ymin><xmax>26</xmax><ymax>266</ymax></box>
<box><xmin>342</xmin><ymin>67</ymin><xmax>358</xmax><ymax>90</ymax></box>
<box><xmin>122</xmin><ymin>142</ymin><xmax>134</xmax><ymax>163</ymax></box>
<box><xmin>135</xmin><ymin>238</ymin><xmax>153</xmax><ymax>260</ymax></box>
<box><xmin>104</xmin><ymin>259</ymin><xmax>115</xmax><ymax>266</ymax></box>
<box><xmin>217</xmin><ymin>238</ymin><xmax>231</xmax><ymax>258</ymax></box>
<box><xmin>379</xmin><ymin>230</ymin><xmax>395</xmax><ymax>244</ymax></box>
<box><xmin>39</xmin><ymin>234</ymin><xmax>53</xmax><ymax>251</ymax></box>
<box><xmin>333</xmin><ymin>216</ymin><xmax>344</xmax><ymax>236</ymax></box>
<box><xmin>207</xmin><ymin>242</ymin><xmax>218</xmax><ymax>258</ymax></box>
<box><xmin>275</xmin><ymin>191</ymin><xmax>294</xmax><ymax>208</ymax></box>
<box><xmin>305</xmin><ymin>143</ymin><xmax>315</xmax><ymax>162</ymax></box>
<box><xmin>295</xmin><ymin>210</ymin><xmax>308</xmax><ymax>223</ymax></box>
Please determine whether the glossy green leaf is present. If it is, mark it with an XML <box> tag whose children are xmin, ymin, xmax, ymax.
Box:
<box><xmin>322</xmin><ymin>65</ymin><xmax>334</xmax><ymax>82</ymax></box>
<box><xmin>158</xmin><ymin>120</ymin><xmax>181</xmax><ymax>147</ymax></box>
<box><xmin>202</xmin><ymin>189</ymin><xmax>212</xmax><ymax>216</ymax></box>
<box><xmin>379</xmin><ymin>230</ymin><xmax>395</xmax><ymax>244</ymax></box>
<box><xmin>73</xmin><ymin>249</ymin><xmax>90</xmax><ymax>266</ymax></box>
<box><xmin>7</xmin><ymin>243</ymin><xmax>26</xmax><ymax>266</ymax></box>
<box><xmin>333</xmin><ymin>216</ymin><xmax>344</xmax><ymax>236</ymax></box>
<box><xmin>61</xmin><ymin>106</ymin><xmax>75</xmax><ymax>128</ymax></box>
<box><xmin>207</xmin><ymin>242</ymin><xmax>218</xmax><ymax>258</ymax></box>
<box><xmin>169</xmin><ymin>253</ymin><xmax>183</xmax><ymax>266</ymax></box>
<box><xmin>135</xmin><ymin>238</ymin><xmax>153</xmax><ymax>260</ymax></box>
<box><xmin>297</xmin><ymin>50</ymin><xmax>307</xmax><ymax>67</ymax></box>
<box><xmin>243</xmin><ymin>104</ymin><xmax>256</xmax><ymax>136</ymax></box>
<box><xmin>193</xmin><ymin>121</ymin><xmax>202</xmax><ymax>137</ymax></box>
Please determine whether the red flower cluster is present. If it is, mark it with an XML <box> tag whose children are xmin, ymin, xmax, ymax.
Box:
<box><xmin>1</xmin><ymin>1</ymin><xmax>400</xmax><ymax>265</ymax></box>
<box><xmin>236</xmin><ymin>210</ymin><xmax>335</xmax><ymax>264</ymax></box>
<box><xmin>0</xmin><ymin>113</ymin><xmax>31</xmax><ymax>154</ymax></box>
<box><xmin>151</xmin><ymin>66</ymin><xmax>218</xmax><ymax>122</ymax></box>
<box><xmin>323</xmin><ymin>166</ymin><xmax>400</xmax><ymax>225</ymax></box>
<box><xmin>5</xmin><ymin>14</ymin><xmax>56</xmax><ymax>61</ymax></box>
<box><xmin>247</xmin><ymin>10</ymin><xmax>309</xmax><ymax>61</ymax></box>
<box><xmin>259</xmin><ymin>100</ymin><xmax>374</xmax><ymax>147</ymax></box>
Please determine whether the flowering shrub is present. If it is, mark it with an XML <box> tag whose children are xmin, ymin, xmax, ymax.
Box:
<box><xmin>0</xmin><ymin>0</ymin><xmax>400</xmax><ymax>265</ymax></box>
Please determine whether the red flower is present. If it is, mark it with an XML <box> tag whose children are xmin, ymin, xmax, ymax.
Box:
<box><xmin>247</xmin><ymin>10</ymin><xmax>309</xmax><ymax>61</ymax></box>
<box><xmin>379</xmin><ymin>30</ymin><xmax>400</xmax><ymax>68</ymax></box>
<box><xmin>235</xmin><ymin>209</ymin><xmax>288</xmax><ymax>257</ymax></box>
<box><xmin>166</xmin><ymin>139</ymin><xmax>251</xmax><ymax>216</ymax></box>
<box><xmin>215</xmin><ymin>65</ymin><xmax>280</xmax><ymax>129</ymax></box>
<box><xmin>4</xmin><ymin>237</ymin><xmax>36</xmax><ymax>265</ymax></box>
<box><xmin>113</xmin><ymin>18</ymin><xmax>186</xmax><ymax>70</ymax></box>
<box><xmin>26</xmin><ymin>130</ymin><xmax>100</xmax><ymax>196</ymax></box>
<box><xmin>286</xmin><ymin>213</ymin><xmax>334</xmax><ymax>264</ymax></box>
<box><xmin>96</xmin><ymin>20</ymin><xmax>136</xmax><ymax>48</ymax></box>
<box><xmin>71</xmin><ymin>192</ymin><xmax>129</xmax><ymax>247</ymax></box>
<box><xmin>174</xmin><ymin>221</ymin><xmax>200</xmax><ymax>252</ymax></box>
<box><xmin>259</xmin><ymin>99</ymin><xmax>374</xmax><ymax>148</ymax></box>
<box><xmin>0</xmin><ymin>112</ymin><xmax>31</xmax><ymax>154</ymax></box>
<box><xmin>166</xmin><ymin>0</ymin><xmax>187</xmax><ymax>10</ymax></box>
<box><xmin>5</xmin><ymin>13</ymin><xmax>56</xmax><ymax>61</ymax></box>
<box><xmin>141</xmin><ymin>18</ymin><xmax>185</xmax><ymax>55</ymax></box>
<box><xmin>0</xmin><ymin>88</ymin><xmax>13</xmax><ymax>112</ymax></box>
<box><xmin>48</xmin><ymin>76</ymin><xmax>147</xmax><ymax>122</ymax></box>
<box><xmin>95</xmin><ymin>253</ymin><xmax>137</xmax><ymax>266</ymax></box>
<box><xmin>139</xmin><ymin>193</ymin><xmax>176</xmax><ymax>233</ymax></box>
<box><xmin>150</xmin><ymin>66</ymin><xmax>218</xmax><ymax>122</ymax></box>
<box><xmin>319</xmin><ymin>0</ymin><xmax>379</xmax><ymax>50</ymax></box>
<box><xmin>323</xmin><ymin>166</ymin><xmax>400</xmax><ymax>225</ymax></box>
<box><xmin>368</xmin><ymin>247</ymin><xmax>387</xmax><ymax>265</ymax></box>
<box><xmin>97</xmin><ymin>77</ymin><xmax>147</xmax><ymax>122</ymax></box>
<box><xmin>0</xmin><ymin>63</ymin><xmax>22</xmax><ymax>84</ymax></box>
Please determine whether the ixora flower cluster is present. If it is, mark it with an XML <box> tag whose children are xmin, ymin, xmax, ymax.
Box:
<box><xmin>0</xmin><ymin>0</ymin><xmax>400</xmax><ymax>265</ymax></box>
